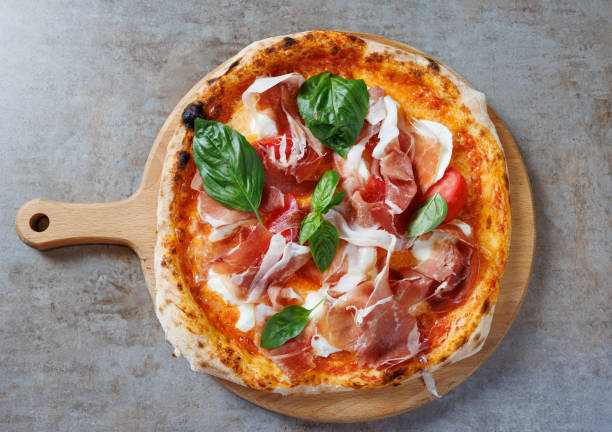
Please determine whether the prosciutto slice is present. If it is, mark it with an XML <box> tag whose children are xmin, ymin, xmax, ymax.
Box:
<box><xmin>324</xmin><ymin>280</ymin><xmax>421</xmax><ymax>367</ymax></box>
<box><xmin>335</xmin><ymin>91</ymin><xmax>418</xmax><ymax>234</ymax></box>
<box><xmin>211</xmin><ymin>224</ymin><xmax>271</xmax><ymax>276</ymax></box>
<box><xmin>243</xmin><ymin>73</ymin><xmax>327</xmax><ymax>182</ymax></box>
<box><xmin>390</xmin><ymin>269</ymin><xmax>433</xmax><ymax>307</ymax></box>
<box><xmin>259</xmin><ymin>185</ymin><xmax>286</xmax><ymax>213</ymax></box>
<box><xmin>410</xmin><ymin>224</ymin><xmax>480</xmax><ymax>312</ymax></box>
<box><xmin>191</xmin><ymin>173</ymin><xmax>253</xmax><ymax>227</ymax></box>
<box><xmin>409</xmin><ymin>120</ymin><xmax>453</xmax><ymax>192</ymax></box>
<box><xmin>247</xmin><ymin>235</ymin><xmax>310</xmax><ymax>302</ymax></box>
<box><xmin>264</xmin><ymin>194</ymin><xmax>307</xmax><ymax>243</ymax></box>
<box><xmin>255</xmin><ymin>302</ymin><xmax>316</xmax><ymax>377</ymax></box>
<box><xmin>267</xmin><ymin>285</ymin><xmax>303</xmax><ymax>310</ymax></box>
<box><xmin>262</xmin><ymin>329</ymin><xmax>316</xmax><ymax>377</ymax></box>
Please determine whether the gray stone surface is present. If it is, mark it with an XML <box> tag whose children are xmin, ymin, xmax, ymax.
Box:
<box><xmin>1</xmin><ymin>1</ymin><xmax>610</xmax><ymax>430</ymax></box>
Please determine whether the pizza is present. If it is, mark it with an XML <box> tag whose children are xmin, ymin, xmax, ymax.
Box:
<box><xmin>155</xmin><ymin>31</ymin><xmax>510</xmax><ymax>394</ymax></box>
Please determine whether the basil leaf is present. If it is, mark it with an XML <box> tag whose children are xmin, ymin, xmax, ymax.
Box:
<box><xmin>297</xmin><ymin>72</ymin><xmax>369</xmax><ymax>157</ymax></box>
<box><xmin>299</xmin><ymin>171</ymin><xmax>344</xmax><ymax>270</ymax></box>
<box><xmin>193</xmin><ymin>118</ymin><xmax>264</xmax><ymax>223</ymax></box>
<box><xmin>260</xmin><ymin>305</ymin><xmax>310</xmax><ymax>349</ymax></box>
<box><xmin>260</xmin><ymin>300</ymin><xmax>325</xmax><ymax>349</ymax></box>
<box><xmin>322</xmin><ymin>191</ymin><xmax>346</xmax><ymax>214</ymax></box>
<box><xmin>406</xmin><ymin>193</ymin><xmax>448</xmax><ymax>237</ymax></box>
<box><xmin>308</xmin><ymin>220</ymin><xmax>339</xmax><ymax>272</ymax></box>
<box><xmin>299</xmin><ymin>212</ymin><xmax>323</xmax><ymax>245</ymax></box>
<box><xmin>311</xmin><ymin>170</ymin><xmax>341</xmax><ymax>213</ymax></box>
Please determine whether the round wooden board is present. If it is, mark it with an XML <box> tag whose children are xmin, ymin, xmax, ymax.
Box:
<box><xmin>15</xmin><ymin>32</ymin><xmax>535</xmax><ymax>423</ymax></box>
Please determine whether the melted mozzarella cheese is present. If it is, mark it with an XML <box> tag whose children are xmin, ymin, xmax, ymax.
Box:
<box><xmin>325</xmin><ymin>209</ymin><xmax>398</xmax><ymax>251</ymax></box>
<box><xmin>451</xmin><ymin>219</ymin><xmax>472</xmax><ymax>236</ymax></box>
<box><xmin>236</xmin><ymin>304</ymin><xmax>255</xmax><ymax>332</ymax></box>
<box><xmin>255</xmin><ymin>303</ymin><xmax>274</xmax><ymax>326</ymax></box>
<box><xmin>412</xmin><ymin>119</ymin><xmax>453</xmax><ymax>184</ymax></box>
<box><xmin>303</xmin><ymin>290</ymin><xmax>326</xmax><ymax>322</ymax></box>
<box><xmin>207</xmin><ymin>270</ymin><xmax>239</xmax><ymax>303</ymax></box>
<box><xmin>207</xmin><ymin>270</ymin><xmax>255</xmax><ymax>332</ymax></box>
<box><xmin>411</xmin><ymin>232</ymin><xmax>444</xmax><ymax>261</ymax></box>
<box><xmin>372</xmin><ymin>96</ymin><xmax>400</xmax><ymax>159</ymax></box>
<box><xmin>331</xmin><ymin>245</ymin><xmax>376</xmax><ymax>294</ymax></box>
<box><xmin>251</xmin><ymin>112</ymin><xmax>278</xmax><ymax>137</ymax></box>
<box><xmin>311</xmin><ymin>335</ymin><xmax>342</xmax><ymax>357</ymax></box>
<box><xmin>241</xmin><ymin>73</ymin><xmax>305</xmax><ymax>138</ymax></box>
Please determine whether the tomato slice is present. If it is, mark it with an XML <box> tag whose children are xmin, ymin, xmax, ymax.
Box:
<box><xmin>423</xmin><ymin>167</ymin><xmax>468</xmax><ymax>223</ymax></box>
<box><xmin>255</xmin><ymin>135</ymin><xmax>294</xmax><ymax>159</ymax></box>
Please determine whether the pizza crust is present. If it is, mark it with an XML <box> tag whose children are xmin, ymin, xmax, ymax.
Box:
<box><xmin>154</xmin><ymin>31</ymin><xmax>510</xmax><ymax>394</ymax></box>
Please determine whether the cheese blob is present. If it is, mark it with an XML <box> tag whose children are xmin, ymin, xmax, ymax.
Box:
<box><xmin>311</xmin><ymin>334</ymin><xmax>342</xmax><ymax>357</ymax></box>
<box><xmin>207</xmin><ymin>269</ymin><xmax>255</xmax><ymax>332</ymax></box>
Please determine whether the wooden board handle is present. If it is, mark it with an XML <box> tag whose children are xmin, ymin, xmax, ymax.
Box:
<box><xmin>15</xmin><ymin>197</ymin><xmax>148</xmax><ymax>252</ymax></box>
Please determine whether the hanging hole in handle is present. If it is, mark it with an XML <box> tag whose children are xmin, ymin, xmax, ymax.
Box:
<box><xmin>29</xmin><ymin>213</ymin><xmax>49</xmax><ymax>232</ymax></box>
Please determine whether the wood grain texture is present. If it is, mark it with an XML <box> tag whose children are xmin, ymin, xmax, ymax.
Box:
<box><xmin>14</xmin><ymin>32</ymin><xmax>535</xmax><ymax>423</ymax></box>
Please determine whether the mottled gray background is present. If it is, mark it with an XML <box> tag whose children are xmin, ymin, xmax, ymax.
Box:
<box><xmin>1</xmin><ymin>1</ymin><xmax>610</xmax><ymax>431</ymax></box>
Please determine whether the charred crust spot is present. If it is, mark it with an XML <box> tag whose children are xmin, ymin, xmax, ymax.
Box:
<box><xmin>304</xmin><ymin>33</ymin><xmax>314</xmax><ymax>41</ymax></box>
<box><xmin>365</xmin><ymin>52</ymin><xmax>385</xmax><ymax>64</ymax></box>
<box><xmin>197</xmin><ymin>341</ymin><xmax>204</xmax><ymax>348</ymax></box>
<box><xmin>486</xmin><ymin>215</ymin><xmax>492</xmax><ymax>228</ymax></box>
<box><xmin>330</xmin><ymin>44</ymin><xmax>340</xmax><ymax>55</ymax></box>
<box><xmin>182</xmin><ymin>102</ymin><xmax>206</xmax><ymax>129</ymax></box>
<box><xmin>282</xmin><ymin>37</ymin><xmax>297</xmax><ymax>48</ymax></box>
<box><xmin>207</xmin><ymin>77</ymin><xmax>219</xmax><ymax>85</ymax></box>
<box><xmin>427</xmin><ymin>58</ymin><xmax>440</xmax><ymax>72</ymax></box>
<box><xmin>265</xmin><ymin>47</ymin><xmax>275</xmax><ymax>54</ymax></box>
<box><xmin>199</xmin><ymin>361</ymin><xmax>207</xmax><ymax>368</ymax></box>
<box><xmin>177</xmin><ymin>151</ymin><xmax>190</xmax><ymax>169</ymax></box>
<box><xmin>226</xmin><ymin>59</ymin><xmax>240</xmax><ymax>73</ymax></box>
<box><xmin>176</xmin><ymin>283</ymin><xmax>182</xmax><ymax>292</ymax></box>
<box><xmin>411</xmin><ymin>69</ymin><xmax>424</xmax><ymax>79</ymax></box>
<box><xmin>482</xmin><ymin>298</ymin><xmax>491</xmax><ymax>314</ymax></box>
<box><xmin>458</xmin><ymin>336</ymin><xmax>469</xmax><ymax>347</ymax></box>
<box><xmin>383</xmin><ymin>367</ymin><xmax>405</xmax><ymax>383</ymax></box>
<box><xmin>347</xmin><ymin>35</ymin><xmax>365</xmax><ymax>45</ymax></box>
<box><xmin>440</xmin><ymin>355</ymin><xmax>449</xmax><ymax>363</ymax></box>
<box><xmin>160</xmin><ymin>258</ymin><xmax>168</xmax><ymax>267</ymax></box>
